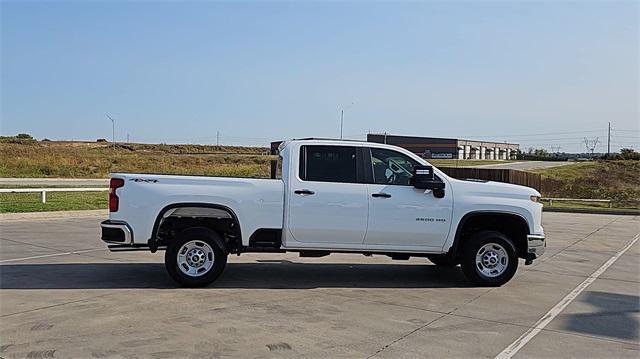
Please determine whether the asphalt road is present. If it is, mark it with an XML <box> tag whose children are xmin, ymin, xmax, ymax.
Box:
<box><xmin>472</xmin><ymin>161</ymin><xmax>574</xmax><ymax>170</ymax></box>
<box><xmin>0</xmin><ymin>213</ymin><xmax>638</xmax><ymax>358</ymax></box>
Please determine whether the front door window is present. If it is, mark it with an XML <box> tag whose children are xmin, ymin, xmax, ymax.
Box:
<box><xmin>370</xmin><ymin>148</ymin><xmax>417</xmax><ymax>186</ymax></box>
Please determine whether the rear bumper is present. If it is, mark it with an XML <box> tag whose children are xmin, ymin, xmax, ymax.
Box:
<box><xmin>100</xmin><ymin>220</ymin><xmax>133</xmax><ymax>245</ymax></box>
<box><xmin>526</xmin><ymin>233</ymin><xmax>546</xmax><ymax>260</ymax></box>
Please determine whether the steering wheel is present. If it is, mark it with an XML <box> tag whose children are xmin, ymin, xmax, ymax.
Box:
<box><xmin>386</xmin><ymin>159</ymin><xmax>411</xmax><ymax>184</ymax></box>
<box><xmin>385</xmin><ymin>169</ymin><xmax>396</xmax><ymax>184</ymax></box>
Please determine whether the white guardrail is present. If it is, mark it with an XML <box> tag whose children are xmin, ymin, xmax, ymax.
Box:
<box><xmin>0</xmin><ymin>188</ymin><xmax>108</xmax><ymax>203</ymax></box>
<box><xmin>541</xmin><ymin>197</ymin><xmax>612</xmax><ymax>208</ymax></box>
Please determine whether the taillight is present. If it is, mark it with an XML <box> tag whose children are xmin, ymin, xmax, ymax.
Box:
<box><xmin>109</xmin><ymin>178</ymin><xmax>125</xmax><ymax>212</ymax></box>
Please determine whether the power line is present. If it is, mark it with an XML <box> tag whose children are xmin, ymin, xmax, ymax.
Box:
<box><xmin>520</xmin><ymin>142</ymin><xmax>585</xmax><ymax>146</ymax></box>
<box><xmin>461</xmin><ymin>129</ymin><xmax>606</xmax><ymax>138</ymax></box>
<box><xmin>514</xmin><ymin>136</ymin><xmax>607</xmax><ymax>142</ymax></box>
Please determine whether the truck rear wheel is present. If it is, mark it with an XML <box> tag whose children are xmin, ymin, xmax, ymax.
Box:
<box><xmin>460</xmin><ymin>231</ymin><xmax>518</xmax><ymax>287</ymax></box>
<box><xmin>165</xmin><ymin>227</ymin><xmax>227</xmax><ymax>287</ymax></box>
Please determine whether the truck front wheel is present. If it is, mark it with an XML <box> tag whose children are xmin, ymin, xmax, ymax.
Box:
<box><xmin>165</xmin><ymin>227</ymin><xmax>228</xmax><ymax>287</ymax></box>
<box><xmin>460</xmin><ymin>231</ymin><xmax>518</xmax><ymax>287</ymax></box>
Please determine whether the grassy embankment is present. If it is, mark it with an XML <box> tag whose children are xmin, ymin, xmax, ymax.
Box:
<box><xmin>0</xmin><ymin>140</ymin><xmax>273</xmax><ymax>213</ymax></box>
<box><xmin>1</xmin><ymin>140</ymin><xmax>638</xmax><ymax>213</ymax></box>
<box><xmin>535</xmin><ymin>161</ymin><xmax>640</xmax><ymax>210</ymax></box>
<box><xmin>0</xmin><ymin>140</ymin><xmax>271</xmax><ymax>178</ymax></box>
<box><xmin>0</xmin><ymin>140</ymin><xmax>507</xmax><ymax>178</ymax></box>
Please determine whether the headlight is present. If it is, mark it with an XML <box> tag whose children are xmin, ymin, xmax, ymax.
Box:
<box><xmin>530</xmin><ymin>195</ymin><xmax>541</xmax><ymax>203</ymax></box>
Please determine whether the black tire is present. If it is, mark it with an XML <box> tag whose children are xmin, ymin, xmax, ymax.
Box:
<box><xmin>165</xmin><ymin>227</ymin><xmax>228</xmax><ymax>287</ymax></box>
<box><xmin>427</xmin><ymin>254</ymin><xmax>459</xmax><ymax>267</ymax></box>
<box><xmin>460</xmin><ymin>230</ymin><xmax>518</xmax><ymax>287</ymax></box>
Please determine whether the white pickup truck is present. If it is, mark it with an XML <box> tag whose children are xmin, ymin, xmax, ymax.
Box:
<box><xmin>101</xmin><ymin>139</ymin><xmax>545</xmax><ymax>287</ymax></box>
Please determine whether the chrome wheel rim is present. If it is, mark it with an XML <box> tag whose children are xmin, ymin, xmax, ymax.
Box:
<box><xmin>177</xmin><ymin>240</ymin><xmax>214</xmax><ymax>277</ymax></box>
<box><xmin>475</xmin><ymin>243</ymin><xmax>509</xmax><ymax>278</ymax></box>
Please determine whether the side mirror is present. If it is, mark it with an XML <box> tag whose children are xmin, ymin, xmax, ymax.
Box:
<box><xmin>413</xmin><ymin>165</ymin><xmax>445</xmax><ymax>197</ymax></box>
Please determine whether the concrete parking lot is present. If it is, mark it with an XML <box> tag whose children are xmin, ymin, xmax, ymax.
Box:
<box><xmin>0</xmin><ymin>213</ymin><xmax>638</xmax><ymax>358</ymax></box>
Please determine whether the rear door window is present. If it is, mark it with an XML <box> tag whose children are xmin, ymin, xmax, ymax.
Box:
<box><xmin>300</xmin><ymin>145</ymin><xmax>358</xmax><ymax>183</ymax></box>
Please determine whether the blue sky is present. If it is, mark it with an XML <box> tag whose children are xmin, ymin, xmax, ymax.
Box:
<box><xmin>1</xmin><ymin>1</ymin><xmax>638</xmax><ymax>152</ymax></box>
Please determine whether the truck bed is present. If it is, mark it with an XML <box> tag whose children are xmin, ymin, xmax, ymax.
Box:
<box><xmin>109</xmin><ymin>173</ymin><xmax>284</xmax><ymax>246</ymax></box>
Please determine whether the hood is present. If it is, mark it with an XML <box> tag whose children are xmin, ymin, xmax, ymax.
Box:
<box><xmin>449</xmin><ymin>177</ymin><xmax>541</xmax><ymax>199</ymax></box>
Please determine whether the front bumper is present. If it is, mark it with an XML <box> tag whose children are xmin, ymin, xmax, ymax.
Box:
<box><xmin>526</xmin><ymin>233</ymin><xmax>546</xmax><ymax>261</ymax></box>
<box><xmin>100</xmin><ymin>220</ymin><xmax>133</xmax><ymax>245</ymax></box>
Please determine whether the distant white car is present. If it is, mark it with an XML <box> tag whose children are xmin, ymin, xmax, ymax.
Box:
<box><xmin>101</xmin><ymin>139</ymin><xmax>545</xmax><ymax>287</ymax></box>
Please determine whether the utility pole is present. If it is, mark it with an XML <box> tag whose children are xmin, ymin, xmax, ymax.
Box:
<box><xmin>216</xmin><ymin>131</ymin><xmax>220</xmax><ymax>147</ymax></box>
<box><xmin>339</xmin><ymin>102</ymin><xmax>355</xmax><ymax>139</ymax></box>
<box><xmin>340</xmin><ymin>110</ymin><xmax>344</xmax><ymax>139</ymax></box>
<box><xmin>607</xmin><ymin>122</ymin><xmax>611</xmax><ymax>156</ymax></box>
<box><xmin>127</xmin><ymin>133</ymin><xmax>130</xmax><ymax>143</ymax></box>
<box><xmin>106</xmin><ymin>114</ymin><xmax>115</xmax><ymax>150</ymax></box>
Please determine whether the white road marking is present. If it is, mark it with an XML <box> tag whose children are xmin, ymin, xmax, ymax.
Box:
<box><xmin>495</xmin><ymin>232</ymin><xmax>640</xmax><ymax>359</ymax></box>
<box><xmin>0</xmin><ymin>248</ymin><xmax>107</xmax><ymax>263</ymax></box>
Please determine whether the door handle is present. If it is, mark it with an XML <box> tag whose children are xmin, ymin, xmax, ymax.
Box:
<box><xmin>294</xmin><ymin>189</ymin><xmax>315</xmax><ymax>195</ymax></box>
<box><xmin>372</xmin><ymin>193</ymin><xmax>392</xmax><ymax>198</ymax></box>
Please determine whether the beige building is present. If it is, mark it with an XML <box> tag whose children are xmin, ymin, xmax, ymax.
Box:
<box><xmin>367</xmin><ymin>134</ymin><xmax>519</xmax><ymax>160</ymax></box>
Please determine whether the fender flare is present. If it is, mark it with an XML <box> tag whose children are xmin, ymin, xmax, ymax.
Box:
<box><xmin>148</xmin><ymin>202</ymin><xmax>242</xmax><ymax>253</ymax></box>
<box><xmin>448</xmin><ymin>211</ymin><xmax>530</xmax><ymax>257</ymax></box>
